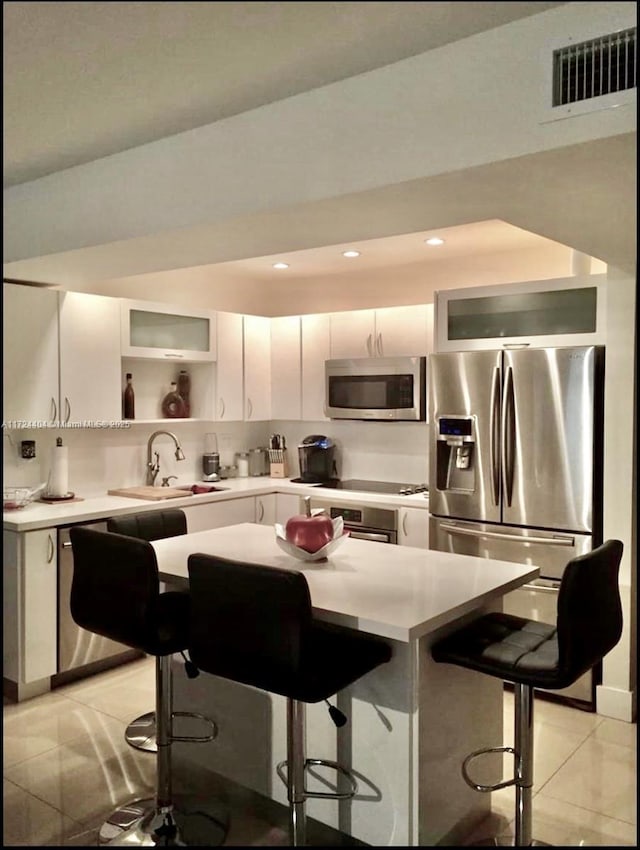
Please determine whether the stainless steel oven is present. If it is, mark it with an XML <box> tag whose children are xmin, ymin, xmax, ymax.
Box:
<box><xmin>308</xmin><ymin>499</ymin><xmax>398</xmax><ymax>544</ymax></box>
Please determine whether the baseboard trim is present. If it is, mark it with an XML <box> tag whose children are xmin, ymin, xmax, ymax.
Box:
<box><xmin>596</xmin><ymin>684</ymin><xmax>636</xmax><ymax>722</ymax></box>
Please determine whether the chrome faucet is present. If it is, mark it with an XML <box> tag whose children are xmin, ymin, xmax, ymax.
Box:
<box><xmin>146</xmin><ymin>430</ymin><xmax>186</xmax><ymax>486</ymax></box>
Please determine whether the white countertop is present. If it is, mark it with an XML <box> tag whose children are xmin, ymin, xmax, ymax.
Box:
<box><xmin>2</xmin><ymin>477</ymin><xmax>429</xmax><ymax>532</ymax></box>
<box><xmin>152</xmin><ymin>523</ymin><xmax>537</xmax><ymax>643</ymax></box>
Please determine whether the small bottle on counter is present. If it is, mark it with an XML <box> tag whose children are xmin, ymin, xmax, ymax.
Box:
<box><xmin>123</xmin><ymin>373</ymin><xmax>135</xmax><ymax>420</ymax></box>
<box><xmin>236</xmin><ymin>452</ymin><xmax>249</xmax><ymax>477</ymax></box>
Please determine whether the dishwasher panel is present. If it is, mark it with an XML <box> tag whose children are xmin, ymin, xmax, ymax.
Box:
<box><xmin>58</xmin><ymin>521</ymin><xmax>135</xmax><ymax>673</ymax></box>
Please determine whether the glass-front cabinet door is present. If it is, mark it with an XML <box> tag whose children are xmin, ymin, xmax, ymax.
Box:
<box><xmin>435</xmin><ymin>274</ymin><xmax>606</xmax><ymax>352</ymax></box>
<box><xmin>121</xmin><ymin>299</ymin><xmax>216</xmax><ymax>360</ymax></box>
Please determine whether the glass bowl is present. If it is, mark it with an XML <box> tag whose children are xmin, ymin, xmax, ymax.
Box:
<box><xmin>3</xmin><ymin>487</ymin><xmax>34</xmax><ymax>510</ymax></box>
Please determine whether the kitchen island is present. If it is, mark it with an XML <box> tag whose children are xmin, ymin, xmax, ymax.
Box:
<box><xmin>152</xmin><ymin>523</ymin><xmax>538</xmax><ymax>846</ymax></box>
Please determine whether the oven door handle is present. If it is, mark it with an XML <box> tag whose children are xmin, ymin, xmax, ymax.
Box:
<box><xmin>348</xmin><ymin>530</ymin><xmax>394</xmax><ymax>544</ymax></box>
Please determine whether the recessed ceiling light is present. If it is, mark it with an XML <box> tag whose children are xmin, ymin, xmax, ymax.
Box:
<box><xmin>272</xmin><ymin>262</ymin><xmax>289</xmax><ymax>269</ymax></box>
<box><xmin>342</xmin><ymin>250</ymin><xmax>361</xmax><ymax>258</ymax></box>
<box><xmin>425</xmin><ymin>237</ymin><xmax>445</xmax><ymax>246</ymax></box>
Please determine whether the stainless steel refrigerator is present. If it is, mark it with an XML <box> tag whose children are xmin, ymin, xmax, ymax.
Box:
<box><xmin>428</xmin><ymin>345</ymin><xmax>605</xmax><ymax>709</ymax></box>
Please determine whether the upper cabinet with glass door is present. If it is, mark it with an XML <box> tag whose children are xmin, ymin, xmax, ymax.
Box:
<box><xmin>434</xmin><ymin>275</ymin><xmax>606</xmax><ymax>352</ymax></box>
<box><xmin>121</xmin><ymin>299</ymin><xmax>216</xmax><ymax>361</ymax></box>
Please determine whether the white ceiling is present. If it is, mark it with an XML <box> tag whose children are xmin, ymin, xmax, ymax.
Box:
<box><xmin>3</xmin><ymin>1</ymin><xmax>564</xmax><ymax>187</ymax></box>
<box><xmin>2</xmin><ymin>1</ymin><xmax>634</xmax><ymax>298</ymax></box>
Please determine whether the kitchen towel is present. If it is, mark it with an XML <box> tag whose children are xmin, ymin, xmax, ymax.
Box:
<box><xmin>47</xmin><ymin>438</ymin><xmax>69</xmax><ymax>497</ymax></box>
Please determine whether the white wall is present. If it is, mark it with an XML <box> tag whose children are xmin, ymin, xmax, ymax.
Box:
<box><xmin>598</xmin><ymin>266</ymin><xmax>637</xmax><ymax>721</ymax></box>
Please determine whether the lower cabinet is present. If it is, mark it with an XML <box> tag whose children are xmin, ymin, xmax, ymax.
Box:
<box><xmin>183</xmin><ymin>497</ymin><xmax>257</xmax><ymax>533</ymax></box>
<box><xmin>398</xmin><ymin>508</ymin><xmax>429</xmax><ymax>549</ymax></box>
<box><xmin>3</xmin><ymin>529</ymin><xmax>57</xmax><ymax>685</ymax></box>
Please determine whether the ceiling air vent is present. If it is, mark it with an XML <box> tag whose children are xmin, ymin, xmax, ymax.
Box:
<box><xmin>552</xmin><ymin>27</ymin><xmax>636</xmax><ymax>106</ymax></box>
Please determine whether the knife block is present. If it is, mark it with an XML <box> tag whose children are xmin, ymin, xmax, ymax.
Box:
<box><xmin>269</xmin><ymin>450</ymin><xmax>288</xmax><ymax>478</ymax></box>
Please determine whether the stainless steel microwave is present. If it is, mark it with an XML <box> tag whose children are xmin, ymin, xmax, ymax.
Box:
<box><xmin>325</xmin><ymin>356</ymin><xmax>426</xmax><ymax>421</ymax></box>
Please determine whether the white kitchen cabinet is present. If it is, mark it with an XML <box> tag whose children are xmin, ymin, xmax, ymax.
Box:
<box><xmin>330</xmin><ymin>305</ymin><xmax>432</xmax><ymax>358</ymax></box>
<box><xmin>434</xmin><ymin>275</ymin><xmax>606</xmax><ymax>352</ymax></box>
<box><xmin>275</xmin><ymin>493</ymin><xmax>302</xmax><ymax>525</ymax></box>
<box><xmin>270</xmin><ymin>316</ymin><xmax>301</xmax><ymax>420</ymax></box>
<box><xmin>120</xmin><ymin>298</ymin><xmax>216</xmax><ymax>361</ymax></box>
<box><xmin>301</xmin><ymin>313</ymin><xmax>331</xmax><ymax>421</ymax></box>
<box><xmin>216</xmin><ymin>313</ymin><xmax>271</xmax><ymax>422</ymax></box>
<box><xmin>255</xmin><ymin>494</ymin><xmax>276</xmax><ymax>525</ymax></box>
<box><xmin>3</xmin><ymin>529</ymin><xmax>57</xmax><ymax>685</ymax></box>
<box><xmin>398</xmin><ymin>507</ymin><xmax>429</xmax><ymax>549</ymax></box>
<box><xmin>183</xmin><ymin>497</ymin><xmax>257</xmax><ymax>533</ymax></box>
<box><xmin>215</xmin><ymin>311</ymin><xmax>244</xmax><ymax>421</ymax></box>
<box><xmin>3</xmin><ymin>284</ymin><xmax>121</xmax><ymax>425</ymax></box>
<box><xmin>3</xmin><ymin>283</ymin><xmax>60</xmax><ymax>424</ymax></box>
<box><xmin>59</xmin><ymin>292</ymin><xmax>121</xmax><ymax>422</ymax></box>
<box><xmin>243</xmin><ymin>314</ymin><xmax>271</xmax><ymax>421</ymax></box>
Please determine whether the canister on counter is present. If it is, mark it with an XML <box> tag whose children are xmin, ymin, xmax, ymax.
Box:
<box><xmin>236</xmin><ymin>452</ymin><xmax>249</xmax><ymax>477</ymax></box>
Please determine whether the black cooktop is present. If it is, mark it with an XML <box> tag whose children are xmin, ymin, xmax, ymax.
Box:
<box><xmin>317</xmin><ymin>479</ymin><xmax>428</xmax><ymax>496</ymax></box>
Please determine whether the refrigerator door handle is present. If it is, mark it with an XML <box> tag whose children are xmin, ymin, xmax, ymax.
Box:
<box><xmin>490</xmin><ymin>366</ymin><xmax>501</xmax><ymax>506</ymax></box>
<box><xmin>438</xmin><ymin>522</ymin><xmax>575</xmax><ymax>547</ymax></box>
<box><xmin>501</xmin><ymin>365</ymin><xmax>516</xmax><ymax>507</ymax></box>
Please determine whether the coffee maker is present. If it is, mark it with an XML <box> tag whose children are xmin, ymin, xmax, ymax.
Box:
<box><xmin>202</xmin><ymin>432</ymin><xmax>220</xmax><ymax>482</ymax></box>
<box><xmin>297</xmin><ymin>434</ymin><xmax>337</xmax><ymax>484</ymax></box>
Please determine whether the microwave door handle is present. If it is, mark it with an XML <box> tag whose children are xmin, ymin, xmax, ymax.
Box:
<box><xmin>501</xmin><ymin>365</ymin><xmax>515</xmax><ymax>507</ymax></box>
<box><xmin>439</xmin><ymin>522</ymin><xmax>575</xmax><ymax>547</ymax></box>
<box><xmin>490</xmin><ymin>366</ymin><xmax>501</xmax><ymax>506</ymax></box>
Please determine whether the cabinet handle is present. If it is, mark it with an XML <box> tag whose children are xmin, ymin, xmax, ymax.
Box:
<box><xmin>376</xmin><ymin>332</ymin><xmax>383</xmax><ymax>356</ymax></box>
<box><xmin>47</xmin><ymin>534</ymin><xmax>55</xmax><ymax>563</ymax></box>
<box><xmin>257</xmin><ymin>500</ymin><xmax>264</xmax><ymax>522</ymax></box>
<box><xmin>247</xmin><ymin>398</ymin><xmax>253</xmax><ymax>419</ymax></box>
<box><xmin>402</xmin><ymin>512</ymin><xmax>408</xmax><ymax>536</ymax></box>
<box><xmin>50</xmin><ymin>397</ymin><xmax>57</xmax><ymax>423</ymax></box>
<box><xmin>64</xmin><ymin>397</ymin><xmax>71</xmax><ymax>424</ymax></box>
<box><xmin>219</xmin><ymin>398</ymin><xmax>225</xmax><ymax>419</ymax></box>
<box><xmin>164</xmin><ymin>353</ymin><xmax>185</xmax><ymax>358</ymax></box>
<box><xmin>366</xmin><ymin>333</ymin><xmax>373</xmax><ymax>356</ymax></box>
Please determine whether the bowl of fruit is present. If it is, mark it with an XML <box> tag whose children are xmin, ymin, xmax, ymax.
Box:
<box><xmin>275</xmin><ymin>497</ymin><xmax>349</xmax><ymax>562</ymax></box>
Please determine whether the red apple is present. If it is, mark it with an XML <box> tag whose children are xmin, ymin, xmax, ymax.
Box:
<box><xmin>285</xmin><ymin>498</ymin><xmax>334</xmax><ymax>553</ymax></box>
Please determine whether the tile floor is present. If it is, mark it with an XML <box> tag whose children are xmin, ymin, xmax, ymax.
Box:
<box><xmin>3</xmin><ymin>657</ymin><xmax>637</xmax><ymax>846</ymax></box>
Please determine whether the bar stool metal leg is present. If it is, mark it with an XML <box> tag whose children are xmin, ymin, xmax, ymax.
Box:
<box><xmin>514</xmin><ymin>684</ymin><xmax>534</xmax><ymax>847</ymax></box>
<box><xmin>99</xmin><ymin>655</ymin><xmax>227</xmax><ymax>846</ymax></box>
<box><xmin>287</xmin><ymin>698</ymin><xmax>307</xmax><ymax>847</ymax></box>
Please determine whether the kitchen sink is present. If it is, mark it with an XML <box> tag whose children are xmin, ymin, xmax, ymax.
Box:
<box><xmin>176</xmin><ymin>484</ymin><xmax>230</xmax><ymax>494</ymax></box>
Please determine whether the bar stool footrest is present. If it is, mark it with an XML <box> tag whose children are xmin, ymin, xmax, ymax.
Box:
<box><xmin>170</xmin><ymin>710</ymin><xmax>218</xmax><ymax>743</ymax></box>
<box><xmin>462</xmin><ymin>745</ymin><xmax>518</xmax><ymax>792</ymax></box>
<box><xmin>276</xmin><ymin>757</ymin><xmax>358</xmax><ymax>800</ymax></box>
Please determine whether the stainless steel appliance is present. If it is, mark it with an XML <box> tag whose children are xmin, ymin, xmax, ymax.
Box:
<box><xmin>56</xmin><ymin>521</ymin><xmax>141</xmax><ymax>680</ymax></box>
<box><xmin>325</xmin><ymin>356</ymin><xmax>426</xmax><ymax>421</ymax></box>
<box><xmin>428</xmin><ymin>345</ymin><xmax>605</xmax><ymax>709</ymax></box>
<box><xmin>202</xmin><ymin>432</ymin><xmax>220</xmax><ymax>482</ymax></box>
<box><xmin>248</xmin><ymin>447</ymin><xmax>269</xmax><ymax>476</ymax></box>
<box><xmin>293</xmin><ymin>434</ymin><xmax>337</xmax><ymax>484</ymax></box>
<box><xmin>308</xmin><ymin>498</ymin><xmax>398</xmax><ymax>544</ymax></box>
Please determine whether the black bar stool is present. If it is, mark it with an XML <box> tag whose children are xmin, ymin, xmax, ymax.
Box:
<box><xmin>107</xmin><ymin>509</ymin><xmax>188</xmax><ymax>754</ymax></box>
<box><xmin>431</xmin><ymin>539</ymin><xmax>624</xmax><ymax>847</ymax></box>
<box><xmin>70</xmin><ymin>526</ymin><xmax>226</xmax><ymax>846</ymax></box>
<box><xmin>187</xmin><ymin>554</ymin><xmax>393</xmax><ymax>846</ymax></box>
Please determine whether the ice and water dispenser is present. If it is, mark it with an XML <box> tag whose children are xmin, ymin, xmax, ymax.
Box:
<box><xmin>435</xmin><ymin>416</ymin><xmax>476</xmax><ymax>492</ymax></box>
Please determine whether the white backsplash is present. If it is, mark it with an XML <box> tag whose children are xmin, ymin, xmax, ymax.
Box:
<box><xmin>270</xmin><ymin>420</ymin><xmax>429</xmax><ymax>485</ymax></box>
<box><xmin>3</xmin><ymin>419</ymin><xmax>429</xmax><ymax>497</ymax></box>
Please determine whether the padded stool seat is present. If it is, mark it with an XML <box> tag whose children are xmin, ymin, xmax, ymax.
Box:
<box><xmin>188</xmin><ymin>554</ymin><xmax>392</xmax><ymax>846</ymax></box>
<box><xmin>107</xmin><ymin>509</ymin><xmax>189</xmax><ymax>753</ymax></box>
<box><xmin>431</xmin><ymin>540</ymin><xmax>624</xmax><ymax>846</ymax></box>
<box><xmin>70</xmin><ymin>526</ymin><xmax>224</xmax><ymax>846</ymax></box>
